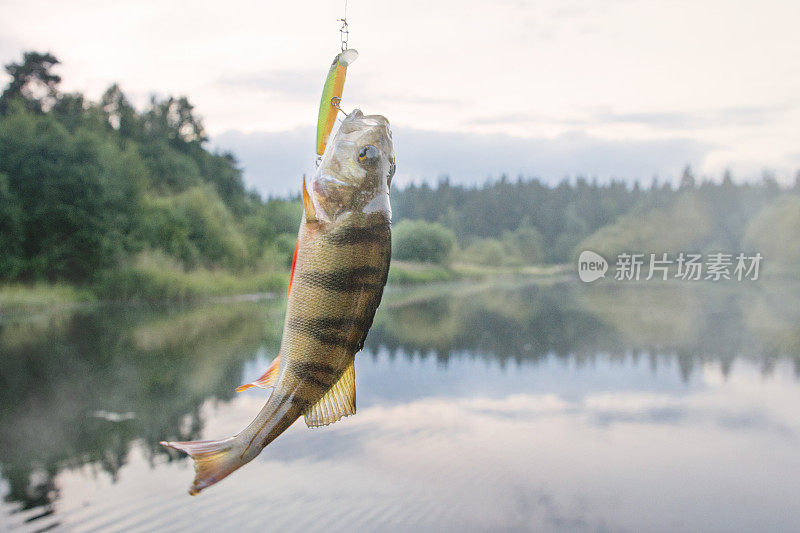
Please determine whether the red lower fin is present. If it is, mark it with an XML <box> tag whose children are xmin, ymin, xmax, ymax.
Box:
<box><xmin>160</xmin><ymin>437</ymin><xmax>239</xmax><ymax>495</ymax></box>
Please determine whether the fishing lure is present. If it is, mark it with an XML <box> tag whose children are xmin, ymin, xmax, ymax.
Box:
<box><xmin>315</xmin><ymin>48</ymin><xmax>358</xmax><ymax>156</ymax></box>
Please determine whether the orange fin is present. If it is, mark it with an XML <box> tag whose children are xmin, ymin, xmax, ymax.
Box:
<box><xmin>302</xmin><ymin>175</ymin><xmax>317</xmax><ymax>222</ymax></box>
<box><xmin>236</xmin><ymin>355</ymin><xmax>281</xmax><ymax>392</ymax></box>
<box><xmin>160</xmin><ymin>436</ymin><xmax>239</xmax><ymax>495</ymax></box>
<box><xmin>287</xmin><ymin>240</ymin><xmax>298</xmax><ymax>296</ymax></box>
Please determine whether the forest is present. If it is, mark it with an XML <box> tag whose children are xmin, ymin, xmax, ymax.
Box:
<box><xmin>392</xmin><ymin>170</ymin><xmax>800</xmax><ymax>271</ymax></box>
<box><xmin>1</xmin><ymin>51</ymin><xmax>798</xmax><ymax>302</ymax></box>
<box><xmin>0</xmin><ymin>51</ymin><xmax>302</xmax><ymax>299</ymax></box>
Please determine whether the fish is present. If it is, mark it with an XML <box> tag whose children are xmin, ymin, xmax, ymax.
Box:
<box><xmin>161</xmin><ymin>109</ymin><xmax>395</xmax><ymax>495</ymax></box>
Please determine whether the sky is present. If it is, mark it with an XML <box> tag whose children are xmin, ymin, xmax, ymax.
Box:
<box><xmin>1</xmin><ymin>0</ymin><xmax>799</xmax><ymax>195</ymax></box>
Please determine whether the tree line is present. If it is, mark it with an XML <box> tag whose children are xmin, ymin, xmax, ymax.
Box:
<box><xmin>391</xmin><ymin>168</ymin><xmax>800</xmax><ymax>267</ymax></box>
<box><xmin>0</xmin><ymin>51</ymin><xmax>299</xmax><ymax>294</ymax></box>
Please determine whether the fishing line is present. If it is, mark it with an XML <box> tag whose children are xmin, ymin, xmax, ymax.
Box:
<box><xmin>339</xmin><ymin>0</ymin><xmax>349</xmax><ymax>51</ymax></box>
<box><xmin>335</xmin><ymin>0</ymin><xmax>351</xmax><ymax>118</ymax></box>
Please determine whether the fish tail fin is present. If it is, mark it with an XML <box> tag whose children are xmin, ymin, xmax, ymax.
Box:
<box><xmin>160</xmin><ymin>436</ymin><xmax>241</xmax><ymax>495</ymax></box>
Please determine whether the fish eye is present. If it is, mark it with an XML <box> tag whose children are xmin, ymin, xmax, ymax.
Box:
<box><xmin>357</xmin><ymin>145</ymin><xmax>380</xmax><ymax>166</ymax></box>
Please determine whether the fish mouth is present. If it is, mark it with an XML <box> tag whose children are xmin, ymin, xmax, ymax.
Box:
<box><xmin>340</xmin><ymin>109</ymin><xmax>390</xmax><ymax>134</ymax></box>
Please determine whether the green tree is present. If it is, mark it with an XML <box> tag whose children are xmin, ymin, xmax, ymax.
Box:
<box><xmin>462</xmin><ymin>238</ymin><xmax>506</xmax><ymax>266</ymax></box>
<box><xmin>743</xmin><ymin>196</ymin><xmax>800</xmax><ymax>272</ymax></box>
<box><xmin>0</xmin><ymin>51</ymin><xmax>61</xmax><ymax>115</ymax></box>
<box><xmin>142</xmin><ymin>95</ymin><xmax>207</xmax><ymax>145</ymax></box>
<box><xmin>137</xmin><ymin>187</ymin><xmax>247</xmax><ymax>269</ymax></box>
<box><xmin>0</xmin><ymin>173</ymin><xmax>24</xmax><ymax>277</ymax></box>
<box><xmin>392</xmin><ymin>219</ymin><xmax>456</xmax><ymax>264</ymax></box>
<box><xmin>0</xmin><ymin>110</ymin><xmax>131</xmax><ymax>281</ymax></box>
<box><xmin>101</xmin><ymin>83</ymin><xmax>139</xmax><ymax>137</ymax></box>
<box><xmin>501</xmin><ymin>221</ymin><xmax>545</xmax><ymax>265</ymax></box>
<box><xmin>679</xmin><ymin>165</ymin><xmax>696</xmax><ymax>190</ymax></box>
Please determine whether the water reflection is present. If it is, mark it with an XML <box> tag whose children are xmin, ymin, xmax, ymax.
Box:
<box><xmin>368</xmin><ymin>282</ymin><xmax>800</xmax><ymax>379</ymax></box>
<box><xmin>1</xmin><ymin>281</ymin><xmax>799</xmax><ymax>531</ymax></box>
<box><xmin>0</xmin><ymin>299</ymin><xmax>285</xmax><ymax>524</ymax></box>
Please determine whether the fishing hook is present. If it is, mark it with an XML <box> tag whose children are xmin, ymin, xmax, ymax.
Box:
<box><xmin>331</xmin><ymin>96</ymin><xmax>349</xmax><ymax>117</ymax></box>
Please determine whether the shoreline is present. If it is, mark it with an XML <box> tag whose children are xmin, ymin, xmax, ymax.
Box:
<box><xmin>4</xmin><ymin>262</ymin><xmax>795</xmax><ymax>315</ymax></box>
<box><xmin>0</xmin><ymin>262</ymin><xmax>570</xmax><ymax>313</ymax></box>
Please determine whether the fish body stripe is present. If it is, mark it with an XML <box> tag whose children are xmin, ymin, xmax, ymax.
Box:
<box><xmin>299</xmin><ymin>265</ymin><xmax>384</xmax><ymax>293</ymax></box>
<box><xmin>289</xmin><ymin>361</ymin><xmax>342</xmax><ymax>392</ymax></box>
<box><xmin>294</xmin><ymin>371</ymin><xmax>332</xmax><ymax>390</ymax></box>
<box><xmin>290</xmin><ymin>395</ymin><xmax>311</xmax><ymax>408</ymax></box>
<box><xmin>293</xmin><ymin>360</ymin><xmax>340</xmax><ymax>377</ymax></box>
<box><xmin>326</xmin><ymin>224</ymin><xmax>390</xmax><ymax>246</ymax></box>
<box><xmin>290</xmin><ymin>315</ymin><xmax>370</xmax><ymax>331</ymax></box>
<box><xmin>287</xmin><ymin>316</ymin><xmax>369</xmax><ymax>350</ymax></box>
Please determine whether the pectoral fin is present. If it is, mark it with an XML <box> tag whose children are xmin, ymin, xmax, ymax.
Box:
<box><xmin>304</xmin><ymin>361</ymin><xmax>356</xmax><ymax>427</ymax></box>
<box><xmin>235</xmin><ymin>355</ymin><xmax>281</xmax><ymax>392</ymax></box>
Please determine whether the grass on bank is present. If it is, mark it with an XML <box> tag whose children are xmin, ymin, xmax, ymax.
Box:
<box><xmin>387</xmin><ymin>261</ymin><xmax>459</xmax><ymax>285</ymax></box>
<box><xmin>94</xmin><ymin>251</ymin><xmax>287</xmax><ymax>301</ymax></box>
<box><xmin>1</xmin><ymin>257</ymin><xmax>573</xmax><ymax>312</ymax></box>
<box><xmin>0</xmin><ymin>282</ymin><xmax>95</xmax><ymax>312</ymax></box>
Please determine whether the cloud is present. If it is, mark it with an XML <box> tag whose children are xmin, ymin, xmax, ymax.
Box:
<box><xmin>365</xmin><ymin>93</ymin><xmax>462</xmax><ymax>107</ymax></box>
<box><xmin>469</xmin><ymin>103</ymin><xmax>799</xmax><ymax>131</ymax></box>
<box><xmin>394</xmin><ymin>129</ymin><xmax>711</xmax><ymax>184</ymax></box>
<box><xmin>213</xmin><ymin>126</ymin><xmax>712</xmax><ymax>196</ymax></box>
<box><xmin>466</xmin><ymin>112</ymin><xmax>572</xmax><ymax>126</ymax></box>
<box><xmin>597</xmin><ymin>103</ymin><xmax>799</xmax><ymax>130</ymax></box>
<box><xmin>216</xmin><ymin>69</ymin><xmax>321</xmax><ymax>100</ymax></box>
<box><xmin>212</xmin><ymin>127</ymin><xmax>315</xmax><ymax>197</ymax></box>
<box><xmin>0</xmin><ymin>35</ymin><xmax>24</xmax><ymax>66</ymax></box>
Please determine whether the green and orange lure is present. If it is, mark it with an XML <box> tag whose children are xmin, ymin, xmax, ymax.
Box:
<box><xmin>315</xmin><ymin>48</ymin><xmax>358</xmax><ymax>156</ymax></box>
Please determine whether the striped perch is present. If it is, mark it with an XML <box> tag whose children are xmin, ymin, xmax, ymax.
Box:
<box><xmin>162</xmin><ymin>110</ymin><xmax>395</xmax><ymax>495</ymax></box>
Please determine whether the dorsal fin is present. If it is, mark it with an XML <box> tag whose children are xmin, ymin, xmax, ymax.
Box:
<box><xmin>303</xmin><ymin>361</ymin><xmax>356</xmax><ymax>427</ymax></box>
<box><xmin>302</xmin><ymin>175</ymin><xmax>317</xmax><ymax>222</ymax></box>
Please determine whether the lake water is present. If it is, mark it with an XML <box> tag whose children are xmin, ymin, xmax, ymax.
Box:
<box><xmin>2</xmin><ymin>280</ymin><xmax>799</xmax><ymax>532</ymax></box>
